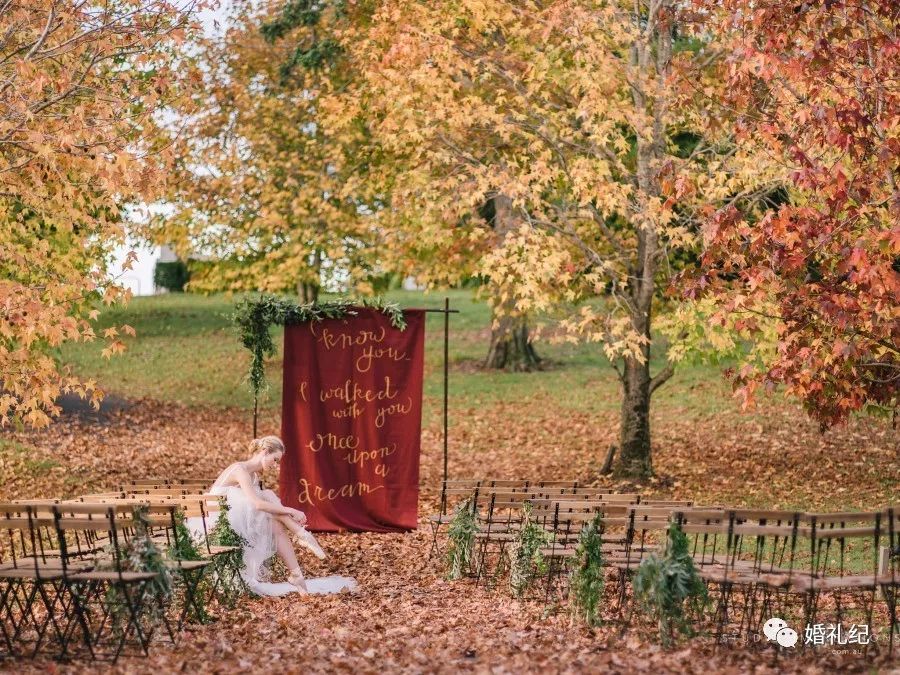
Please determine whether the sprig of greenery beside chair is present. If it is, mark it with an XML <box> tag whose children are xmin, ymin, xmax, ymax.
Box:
<box><xmin>570</xmin><ymin>513</ymin><xmax>605</xmax><ymax>627</ymax></box>
<box><xmin>446</xmin><ymin>497</ymin><xmax>479</xmax><ymax>581</ymax></box>
<box><xmin>633</xmin><ymin>521</ymin><xmax>707</xmax><ymax>647</ymax></box>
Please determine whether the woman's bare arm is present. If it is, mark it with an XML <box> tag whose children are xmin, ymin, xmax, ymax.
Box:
<box><xmin>233</xmin><ymin>466</ymin><xmax>297</xmax><ymax>517</ymax></box>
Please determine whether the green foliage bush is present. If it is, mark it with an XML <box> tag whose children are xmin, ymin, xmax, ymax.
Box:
<box><xmin>633</xmin><ymin>521</ymin><xmax>707</xmax><ymax>646</ymax></box>
<box><xmin>507</xmin><ymin>502</ymin><xmax>550</xmax><ymax>598</ymax></box>
<box><xmin>208</xmin><ymin>497</ymin><xmax>251</xmax><ymax>601</ymax></box>
<box><xmin>168</xmin><ymin>508</ymin><xmax>212</xmax><ymax>624</ymax></box>
<box><xmin>446</xmin><ymin>497</ymin><xmax>479</xmax><ymax>580</ymax></box>
<box><xmin>169</xmin><ymin>508</ymin><xmax>203</xmax><ymax>561</ymax></box>
<box><xmin>100</xmin><ymin>506</ymin><xmax>172</xmax><ymax>636</ymax></box>
<box><xmin>154</xmin><ymin>260</ymin><xmax>189</xmax><ymax>292</ymax></box>
<box><xmin>570</xmin><ymin>512</ymin><xmax>605</xmax><ymax>626</ymax></box>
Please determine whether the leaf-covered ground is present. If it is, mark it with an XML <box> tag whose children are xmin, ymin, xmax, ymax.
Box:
<box><xmin>3</xmin><ymin>392</ymin><xmax>898</xmax><ymax>673</ymax></box>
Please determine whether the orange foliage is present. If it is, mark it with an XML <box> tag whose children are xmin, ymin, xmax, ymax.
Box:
<box><xmin>0</xmin><ymin>0</ymin><xmax>200</xmax><ymax>427</ymax></box>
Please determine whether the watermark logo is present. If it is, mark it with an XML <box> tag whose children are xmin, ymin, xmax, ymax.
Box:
<box><xmin>760</xmin><ymin>618</ymin><xmax>871</xmax><ymax>650</ymax></box>
<box><xmin>763</xmin><ymin>617</ymin><xmax>799</xmax><ymax>648</ymax></box>
<box><xmin>804</xmin><ymin>623</ymin><xmax>870</xmax><ymax>647</ymax></box>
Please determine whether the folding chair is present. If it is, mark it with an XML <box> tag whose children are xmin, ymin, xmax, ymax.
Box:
<box><xmin>473</xmin><ymin>492</ymin><xmax>539</xmax><ymax>585</ymax></box>
<box><xmin>604</xmin><ymin>506</ymin><xmax>685</xmax><ymax>622</ymax></box>
<box><xmin>881</xmin><ymin>507</ymin><xmax>899</xmax><ymax>656</ymax></box>
<box><xmin>538</xmin><ymin>492</ymin><xmax>640</xmax><ymax>503</ymax></box>
<box><xmin>478</xmin><ymin>479</ymin><xmax>530</xmax><ymax>489</ymax></box>
<box><xmin>642</xmin><ymin>499</ymin><xmax>694</xmax><ymax>508</ymax></box>
<box><xmin>677</xmin><ymin>508</ymin><xmax>790</xmax><ymax>637</ymax></box>
<box><xmin>428</xmin><ymin>481</ymin><xmax>539</xmax><ymax>560</ymax></box>
<box><xmin>537</xmin><ymin>502</ymin><xmax>632</xmax><ymax>603</ymax></box>
<box><xmin>52</xmin><ymin>503</ymin><xmax>175</xmax><ymax>662</ymax></box>
<box><xmin>129</xmin><ymin>500</ymin><xmax>214</xmax><ymax>631</ymax></box>
<box><xmin>529</xmin><ymin>480</ymin><xmax>584</xmax><ymax>489</ymax></box>
<box><xmin>0</xmin><ymin>504</ymin><xmax>77</xmax><ymax>659</ymax></box>
<box><xmin>532</xmin><ymin>487</ymin><xmax>619</xmax><ymax>498</ymax></box>
<box><xmin>125</xmin><ymin>478</ymin><xmax>215</xmax><ymax>488</ymax></box>
<box><xmin>427</xmin><ymin>480</ymin><xmax>482</xmax><ymax>558</ymax></box>
<box><xmin>791</xmin><ymin>511</ymin><xmax>885</xmax><ymax>656</ymax></box>
<box><xmin>171</xmin><ymin>495</ymin><xmax>246</xmax><ymax>607</ymax></box>
<box><xmin>123</xmin><ymin>487</ymin><xmax>206</xmax><ymax>498</ymax></box>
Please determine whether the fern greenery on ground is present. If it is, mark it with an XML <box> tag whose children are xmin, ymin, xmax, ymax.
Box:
<box><xmin>507</xmin><ymin>503</ymin><xmax>551</xmax><ymax>598</ymax></box>
<box><xmin>446</xmin><ymin>497</ymin><xmax>479</xmax><ymax>581</ymax></box>
<box><xmin>570</xmin><ymin>513</ymin><xmax>605</xmax><ymax>627</ymax></box>
<box><xmin>633</xmin><ymin>523</ymin><xmax>707</xmax><ymax>646</ymax></box>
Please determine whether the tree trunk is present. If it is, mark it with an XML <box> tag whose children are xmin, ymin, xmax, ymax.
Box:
<box><xmin>483</xmin><ymin>194</ymin><xmax>541</xmax><ymax>371</ymax></box>
<box><xmin>297</xmin><ymin>282</ymin><xmax>319</xmax><ymax>304</ymax></box>
<box><xmin>297</xmin><ymin>249</ymin><xmax>322</xmax><ymax>303</ymax></box>
<box><xmin>616</xmin><ymin>354</ymin><xmax>653</xmax><ymax>478</ymax></box>
<box><xmin>612</xmin><ymin>16</ymin><xmax>674</xmax><ymax>479</ymax></box>
<box><xmin>484</xmin><ymin>311</ymin><xmax>541</xmax><ymax>371</ymax></box>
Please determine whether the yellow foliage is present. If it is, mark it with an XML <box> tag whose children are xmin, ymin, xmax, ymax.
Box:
<box><xmin>351</xmin><ymin>0</ymin><xmax>782</xmax><ymax>368</ymax></box>
<box><xmin>151</xmin><ymin>0</ymin><xmax>383</xmax><ymax>297</ymax></box>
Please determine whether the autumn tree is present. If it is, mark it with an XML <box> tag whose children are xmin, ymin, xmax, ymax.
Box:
<box><xmin>692</xmin><ymin>0</ymin><xmax>900</xmax><ymax>425</ymax></box>
<box><xmin>359</xmin><ymin>0</ymin><xmax>778</xmax><ymax>477</ymax></box>
<box><xmin>481</xmin><ymin>194</ymin><xmax>542</xmax><ymax>370</ymax></box>
<box><xmin>256</xmin><ymin>0</ymin><xmax>540</xmax><ymax>370</ymax></box>
<box><xmin>0</xmin><ymin>0</ymin><xmax>198</xmax><ymax>427</ymax></box>
<box><xmin>153</xmin><ymin>0</ymin><xmax>383</xmax><ymax>300</ymax></box>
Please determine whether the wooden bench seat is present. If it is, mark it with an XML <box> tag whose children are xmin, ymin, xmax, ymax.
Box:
<box><xmin>69</xmin><ymin>570</ymin><xmax>158</xmax><ymax>582</ymax></box>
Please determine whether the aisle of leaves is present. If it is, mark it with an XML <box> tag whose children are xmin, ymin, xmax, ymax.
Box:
<box><xmin>4</xmin><ymin>395</ymin><xmax>898</xmax><ymax>673</ymax></box>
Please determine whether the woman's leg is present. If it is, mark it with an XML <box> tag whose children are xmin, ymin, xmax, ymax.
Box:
<box><xmin>276</xmin><ymin>515</ymin><xmax>327</xmax><ymax>559</ymax></box>
<box><xmin>272</xmin><ymin>519</ymin><xmax>307</xmax><ymax>592</ymax></box>
<box><xmin>258</xmin><ymin>489</ymin><xmax>326</xmax><ymax>559</ymax></box>
<box><xmin>276</xmin><ymin>514</ymin><xmax>305</xmax><ymax>536</ymax></box>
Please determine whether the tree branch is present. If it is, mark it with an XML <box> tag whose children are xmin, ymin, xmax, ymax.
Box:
<box><xmin>649</xmin><ymin>361</ymin><xmax>675</xmax><ymax>394</ymax></box>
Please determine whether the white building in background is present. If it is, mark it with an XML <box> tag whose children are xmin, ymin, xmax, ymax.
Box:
<box><xmin>158</xmin><ymin>244</ymin><xmax>179</xmax><ymax>265</ymax></box>
<box><xmin>105</xmin><ymin>2</ymin><xmax>230</xmax><ymax>297</ymax></box>
<box><xmin>109</xmin><ymin>241</ymin><xmax>159</xmax><ymax>296</ymax></box>
<box><xmin>110</xmin><ymin>240</ymin><xmax>425</xmax><ymax>296</ymax></box>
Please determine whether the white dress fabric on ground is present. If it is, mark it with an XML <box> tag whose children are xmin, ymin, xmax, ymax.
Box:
<box><xmin>187</xmin><ymin>468</ymin><xmax>357</xmax><ymax>597</ymax></box>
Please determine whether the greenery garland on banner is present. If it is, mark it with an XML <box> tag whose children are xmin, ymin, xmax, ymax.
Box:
<box><xmin>570</xmin><ymin>512</ymin><xmax>605</xmax><ymax>627</ymax></box>
<box><xmin>446</xmin><ymin>497</ymin><xmax>479</xmax><ymax>580</ymax></box>
<box><xmin>507</xmin><ymin>502</ymin><xmax>551</xmax><ymax>598</ymax></box>
<box><xmin>633</xmin><ymin>521</ymin><xmax>707</xmax><ymax>647</ymax></box>
<box><xmin>208</xmin><ymin>497</ymin><xmax>252</xmax><ymax>602</ymax></box>
<box><xmin>233</xmin><ymin>294</ymin><xmax>406</xmax><ymax>405</ymax></box>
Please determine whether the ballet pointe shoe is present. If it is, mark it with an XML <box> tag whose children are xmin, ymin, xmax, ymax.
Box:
<box><xmin>295</xmin><ymin>527</ymin><xmax>327</xmax><ymax>560</ymax></box>
<box><xmin>287</xmin><ymin>568</ymin><xmax>308</xmax><ymax>594</ymax></box>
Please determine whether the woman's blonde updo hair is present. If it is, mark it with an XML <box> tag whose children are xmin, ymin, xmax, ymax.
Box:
<box><xmin>248</xmin><ymin>435</ymin><xmax>284</xmax><ymax>459</ymax></box>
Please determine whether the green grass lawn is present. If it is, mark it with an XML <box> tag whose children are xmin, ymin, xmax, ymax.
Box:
<box><xmin>59</xmin><ymin>290</ymin><xmax>741</xmax><ymax>425</ymax></box>
<box><xmin>36</xmin><ymin>288</ymin><xmax>897</xmax><ymax>532</ymax></box>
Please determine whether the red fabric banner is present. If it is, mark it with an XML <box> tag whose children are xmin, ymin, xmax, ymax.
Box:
<box><xmin>279</xmin><ymin>308</ymin><xmax>425</xmax><ymax>532</ymax></box>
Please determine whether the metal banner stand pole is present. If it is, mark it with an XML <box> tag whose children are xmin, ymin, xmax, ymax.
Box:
<box><xmin>422</xmin><ymin>299</ymin><xmax>457</xmax><ymax>516</ymax></box>
<box><xmin>442</xmin><ymin>296</ymin><xmax>450</xmax><ymax>515</ymax></box>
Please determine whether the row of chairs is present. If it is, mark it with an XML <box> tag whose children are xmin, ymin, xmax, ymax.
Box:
<box><xmin>441</xmin><ymin>483</ymin><xmax>900</xmax><ymax>655</ymax></box>
<box><xmin>0</xmin><ymin>477</ymin><xmax>236</xmax><ymax>662</ymax></box>
<box><xmin>465</xmin><ymin>491</ymin><xmax>688</xmax><ymax>588</ymax></box>
<box><xmin>427</xmin><ymin>478</ymin><xmax>645</xmax><ymax>556</ymax></box>
<box><xmin>660</xmin><ymin>507</ymin><xmax>900</xmax><ymax>654</ymax></box>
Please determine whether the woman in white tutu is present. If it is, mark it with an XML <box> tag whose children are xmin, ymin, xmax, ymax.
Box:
<box><xmin>207</xmin><ymin>436</ymin><xmax>356</xmax><ymax>596</ymax></box>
